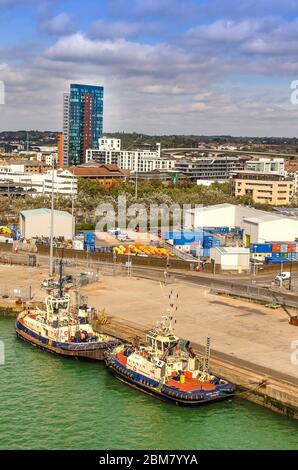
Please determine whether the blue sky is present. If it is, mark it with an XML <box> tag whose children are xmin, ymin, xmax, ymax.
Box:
<box><xmin>1</xmin><ymin>0</ymin><xmax>298</xmax><ymax>136</ymax></box>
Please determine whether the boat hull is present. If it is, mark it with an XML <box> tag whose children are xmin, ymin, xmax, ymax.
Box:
<box><xmin>15</xmin><ymin>320</ymin><xmax>118</xmax><ymax>361</ymax></box>
<box><xmin>105</xmin><ymin>353</ymin><xmax>235</xmax><ymax>406</ymax></box>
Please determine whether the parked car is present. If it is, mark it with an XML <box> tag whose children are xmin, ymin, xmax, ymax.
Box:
<box><xmin>117</xmin><ymin>233</ymin><xmax>129</xmax><ymax>241</ymax></box>
<box><xmin>275</xmin><ymin>272</ymin><xmax>291</xmax><ymax>283</ymax></box>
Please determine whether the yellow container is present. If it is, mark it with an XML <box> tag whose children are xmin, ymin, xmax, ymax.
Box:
<box><xmin>180</xmin><ymin>374</ymin><xmax>185</xmax><ymax>384</ymax></box>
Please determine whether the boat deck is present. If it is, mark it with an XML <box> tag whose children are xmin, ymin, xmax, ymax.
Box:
<box><xmin>116</xmin><ymin>352</ymin><xmax>216</xmax><ymax>392</ymax></box>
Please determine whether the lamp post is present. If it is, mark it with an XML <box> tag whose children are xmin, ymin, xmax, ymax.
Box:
<box><xmin>49</xmin><ymin>160</ymin><xmax>55</xmax><ymax>276</ymax></box>
<box><xmin>289</xmin><ymin>251</ymin><xmax>293</xmax><ymax>291</ymax></box>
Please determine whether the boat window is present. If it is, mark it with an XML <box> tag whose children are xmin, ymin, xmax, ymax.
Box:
<box><xmin>156</xmin><ymin>341</ymin><xmax>162</xmax><ymax>351</ymax></box>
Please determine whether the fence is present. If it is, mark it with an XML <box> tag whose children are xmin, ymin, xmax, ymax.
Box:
<box><xmin>0</xmin><ymin>286</ymin><xmax>32</xmax><ymax>301</ymax></box>
<box><xmin>210</xmin><ymin>282</ymin><xmax>298</xmax><ymax>309</ymax></box>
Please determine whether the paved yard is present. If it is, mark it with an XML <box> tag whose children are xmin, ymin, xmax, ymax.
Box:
<box><xmin>0</xmin><ymin>262</ymin><xmax>297</xmax><ymax>379</ymax></box>
<box><xmin>81</xmin><ymin>275</ymin><xmax>298</xmax><ymax>379</ymax></box>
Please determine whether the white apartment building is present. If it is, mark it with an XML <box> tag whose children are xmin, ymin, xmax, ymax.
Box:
<box><xmin>0</xmin><ymin>169</ymin><xmax>77</xmax><ymax>196</ymax></box>
<box><xmin>62</xmin><ymin>92</ymin><xmax>70</xmax><ymax>167</ymax></box>
<box><xmin>98</xmin><ymin>137</ymin><xmax>121</xmax><ymax>151</ymax></box>
<box><xmin>36</xmin><ymin>152</ymin><xmax>57</xmax><ymax>167</ymax></box>
<box><xmin>245</xmin><ymin>157</ymin><xmax>285</xmax><ymax>175</ymax></box>
<box><xmin>86</xmin><ymin>138</ymin><xmax>173</xmax><ymax>172</ymax></box>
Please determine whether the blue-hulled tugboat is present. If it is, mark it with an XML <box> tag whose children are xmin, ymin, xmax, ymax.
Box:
<box><xmin>16</xmin><ymin>262</ymin><xmax>118</xmax><ymax>360</ymax></box>
<box><xmin>104</xmin><ymin>305</ymin><xmax>235</xmax><ymax>406</ymax></box>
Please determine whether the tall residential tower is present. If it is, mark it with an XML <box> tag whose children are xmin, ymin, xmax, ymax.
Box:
<box><xmin>62</xmin><ymin>83</ymin><xmax>104</xmax><ymax>166</ymax></box>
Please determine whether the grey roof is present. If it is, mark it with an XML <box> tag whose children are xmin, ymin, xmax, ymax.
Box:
<box><xmin>20</xmin><ymin>208</ymin><xmax>72</xmax><ymax>217</ymax></box>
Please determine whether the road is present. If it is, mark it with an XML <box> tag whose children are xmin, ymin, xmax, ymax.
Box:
<box><xmin>163</xmin><ymin>147</ymin><xmax>298</xmax><ymax>158</ymax></box>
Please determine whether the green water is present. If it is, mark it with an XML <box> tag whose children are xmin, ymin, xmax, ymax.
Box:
<box><xmin>0</xmin><ymin>318</ymin><xmax>297</xmax><ymax>450</ymax></box>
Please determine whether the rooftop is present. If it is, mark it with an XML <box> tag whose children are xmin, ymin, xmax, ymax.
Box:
<box><xmin>68</xmin><ymin>164</ymin><xmax>125</xmax><ymax>177</ymax></box>
<box><xmin>20</xmin><ymin>208</ymin><xmax>72</xmax><ymax>217</ymax></box>
<box><xmin>213</xmin><ymin>247</ymin><xmax>250</xmax><ymax>255</ymax></box>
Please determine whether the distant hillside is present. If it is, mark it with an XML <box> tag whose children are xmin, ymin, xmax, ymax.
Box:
<box><xmin>0</xmin><ymin>131</ymin><xmax>59</xmax><ymax>146</ymax></box>
<box><xmin>1</xmin><ymin>131</ymin><xmax>298</xmax><ymax>151</ymax></box>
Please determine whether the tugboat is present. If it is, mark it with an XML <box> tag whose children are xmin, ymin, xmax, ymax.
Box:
<box><xmin>15</xmin><ymin>262</ymin><xmax>118</xmax><ymax>360</ymax></box>
<box><xmin>104</xmin><ymin>294</ymin><xmax>235</xmax><ymax>406</ymax></box>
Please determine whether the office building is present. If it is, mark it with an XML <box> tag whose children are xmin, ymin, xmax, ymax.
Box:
<box><xmin>231</xmin><ymin>171</ymin><xmax>294</xmax><ymax>206</ymax></box>
<box><xmin>174</xmin><ymin>155</ymin><xmax>247</xmax><ymax>183</ymax></box>
<box><xmin>245</xmin><ymin>157</ymin><xmax>285</xmax><ymax>175</ymax></box>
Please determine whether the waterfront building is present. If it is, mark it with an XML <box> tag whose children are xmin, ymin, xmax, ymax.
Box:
<box><xmin>86</xmin><ymin>138</ymin><xmax>174</xmax><ymax>172</ymax></box>
<box><xmin>67</xmin><ymin>84</ymin><xmax>104</xmax><ymax>166</ymax></box>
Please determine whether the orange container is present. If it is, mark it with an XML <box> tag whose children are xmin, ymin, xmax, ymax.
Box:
<box><xmin>288</xmin><ymin>244</ymin><xmax>296</xmax><ymax>253</ymax></box>
<box><xmin>272</xmin><ymin>243</ymin><xmax>280</xmax><ymax>253</ymax></box>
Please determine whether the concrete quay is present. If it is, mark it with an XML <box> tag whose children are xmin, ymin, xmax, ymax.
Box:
<box><xmin>97</xmin><ymin>316</ymin><xmax>298</xmax><ymax>420</ymax></box>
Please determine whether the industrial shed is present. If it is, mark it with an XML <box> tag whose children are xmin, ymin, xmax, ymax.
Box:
<box><xmin>19</xmin><ymin>208</ymin><xmax>74</xmax><ymax>240</ymax></box>
<box><xmin>186</xmin><ymin>203</ymin><xmax>298</xmax><ymax>244</ymax></box>
<box><xmin>210</xmin><ymin>246</ymin><xmax>250</xmax><ymax>272</ymax></box>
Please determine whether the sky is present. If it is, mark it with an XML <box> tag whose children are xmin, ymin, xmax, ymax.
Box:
<box><xmin>1</xmin><ymin>0</ymin><xmax>298</xmax><ymax>136</ymax></box>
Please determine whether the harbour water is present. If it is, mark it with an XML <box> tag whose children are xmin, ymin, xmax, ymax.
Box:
<box><xmin>0</xmin><ymin>318</ymin><xmax>297</xmax><ymax>450</ymax></box>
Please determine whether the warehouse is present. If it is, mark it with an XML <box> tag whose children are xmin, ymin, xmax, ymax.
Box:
<box><xmin>210</xmin><ymin>246</ymin><xmax>250</xmax><ymax>272</ymax></box>
<box><xmin>19</xmin><ymin>208</ymin><xmax>74</xmax><ymax>240</ymax></box>
<box><xmin>186</xmin><ymin>203</ymin><xmax>298</xmax><ymax>244</ymax></box>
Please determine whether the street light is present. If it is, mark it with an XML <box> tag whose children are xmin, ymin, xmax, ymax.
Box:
<box><xmin>289</xmin><ymin>251</ymin><xmax>293</xmax><ymax>291</ymax></box>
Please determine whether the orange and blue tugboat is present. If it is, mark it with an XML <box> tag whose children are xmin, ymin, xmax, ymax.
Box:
<box><xmin>104</xmin><ymin>298</ymin><xmax>235</xmax><ymax>406</ymax></box>
<box><xmin>16</xmin><ymin>263</ymin><xmax>118</xmax><ymax>361</ymax></box>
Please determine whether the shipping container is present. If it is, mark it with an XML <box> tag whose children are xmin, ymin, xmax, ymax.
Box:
<box><xmin>204</xmin><ymin>226</ymin><xmax>229</xmax><ymax>235</ymax></box>
<box><xmin>280</xmin><ymin>244</ymin><xmax>287</xmax><ymax>252</ymax></box>
<box><xmin>280</xmin><ymin>253</ymin><xmax>289</xmax><ymax>259</ymax></box>
<box><xmin>84</xmin><ymin>242</ymin><xmax>95</xmax><ymax>252</ymax></box>
<box><xmin>166</xmin><ymin>231</ymin><xmax>203</xmax><ymax>243</ymax></box>
<box><xmin>272</xmin><ymin>243</ymin><xmax>281</xmax><ymax>253</ymax></box>
<box><xmin>287</xmin><ymin>243</ymin><xmax>296</xmax><ymax>253</ymax></box>
<box><xmin>250</xmin><ymin>243</ymin><xmax>272</xmax><ymax>253</ymax></box>
<box><xmin>84</xmin><ymin>232</ymin><xmax>95</xmax><ymax>243</ymax></box>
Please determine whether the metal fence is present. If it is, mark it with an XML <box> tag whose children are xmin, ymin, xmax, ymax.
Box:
<box><xmin>210</xmin><ymin>282</ymin><xmax>298</xmax><ymax>309</ymax></box>
<box><xmin>0</xmin><ymin>286</ymin><xmax>32</xmax><ymax>301</ymax></box>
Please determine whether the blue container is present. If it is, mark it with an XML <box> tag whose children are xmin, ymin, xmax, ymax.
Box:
<box><xmin>84</xmin><ymin>242</ymin><xmax>95</xmax><ymax>252</ymax></box>
<box><xmin>250</xmin><ymin>243</ymin><xmax>272</xmax><ymax>253</ymax></box>
<box><xmin>204</xmin><ymin>226</ymin><xmax>229</xmax><ymax>234</ymax></box>
<box><xmin>84</xmin><ymin>232</ymin><xmax>95</xmax><ymax>243</ymax></box>
<box><xmin>166</xmin><ymin>231</ymin><xmax>203</xmax><ymax>244</ymax></box>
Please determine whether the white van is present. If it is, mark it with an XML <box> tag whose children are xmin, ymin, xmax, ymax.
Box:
<box><xmin>275</xmin><ymin>272</ymin><xmax>291</xmax><ymax>283</ymax></box>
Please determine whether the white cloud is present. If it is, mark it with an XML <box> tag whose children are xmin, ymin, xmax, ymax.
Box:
<box><xmin>40</xmin><ymin>13</ymin><xmax>74</xmax><ymax>35</ymax></box>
